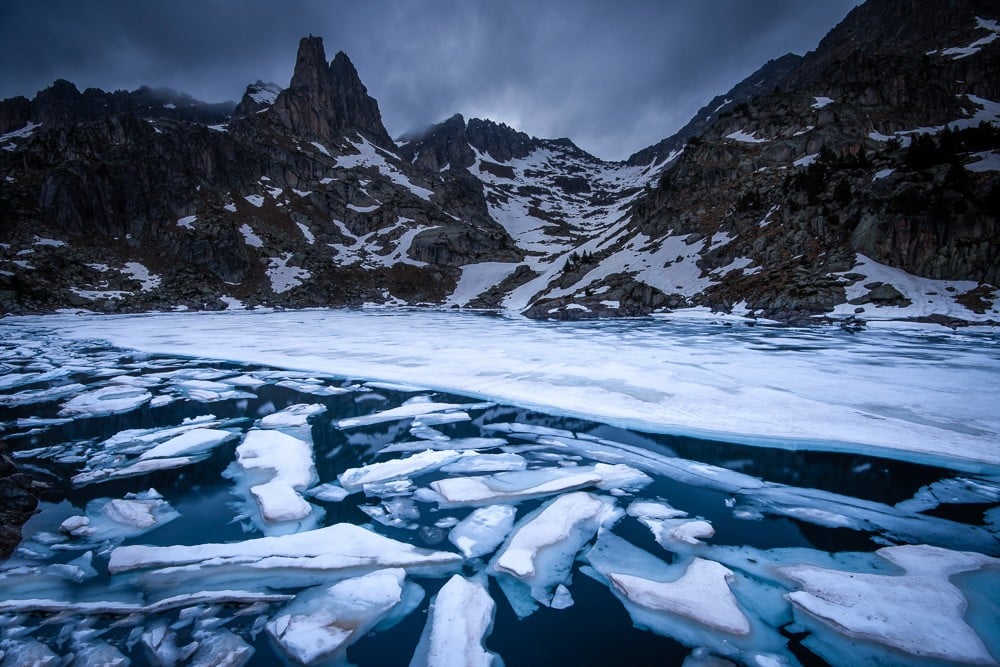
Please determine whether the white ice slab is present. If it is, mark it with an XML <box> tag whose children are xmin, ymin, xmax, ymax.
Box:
<box><xmin>8</xmin><ymin>310</ymin><xmax>1000</xmax><ymax>471</ymax></box>
<box><xmin>268</xmin><ymin>569</ymin><xmax>408</xmax><ymax>665</ymax></box>
<box><xmin>234</xmin><ymin>430</ymin><xmax>316</xmax><ymax>522</ymax></box>
<box><xmin>138</xmin><ymin>428</ymin><xmax>238</xmax><ymax>460</ymax></box>
<box><xmin>448</xmin><ymin>505</ymin><xmax>517</xmax><ymax>558</ymax></box>
<box><xmin>259</xmin><ymin>403</ymin><xmax>327</xmax><ymax>429</ymax></box>
<box><xmin>108</xmin><ymin>523</ymin><xmax>463</xmax><ymax>582</ymax></box>
<box><xmin>491</xmin><ymin>492</ymin><xmax>620</xmax><ymax>607</ymax></box>
<box><xmin>409</xmin><ymin>574</ymin><xmax>500</xmax><ymax>667</ymax></box>
<box><xmin>780</xmin><ymin>544</ymin><xmax>999</xmax><ymax>665</ymax></box>
<box><xmin>610</xmin><ymin>559</ymin><xmax>750</xmax><ymax>635</ymax></box>
<box><xmin>339</xmin><ymin>449</ymin><xmax>466</xmax><ymax>491</ymax></box>
<box><xmin>337</xmin><ymin>401</ymin><xmax>477</xmax><ymax>428</ymax></box>
<box><xmin>59</xmin><ymin>384</ymin><xmax>151</xmax><ymax>416</ymax></box>
<box><xmin>432</xmin><ymin>463</ymin><xmax>649</xmax><ymax>507</ymax></box>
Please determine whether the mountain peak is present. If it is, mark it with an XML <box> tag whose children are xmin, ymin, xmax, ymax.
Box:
<box><xmin>267</xmin><ymin>36</ymin><xmax>393</xmax><ymax>147</ymax></box>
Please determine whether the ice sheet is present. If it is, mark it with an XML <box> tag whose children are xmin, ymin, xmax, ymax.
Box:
<box><xmin>4</xmin><ymin>310</ymin><xmax>1000</xmax><ymax>471</ymax></box>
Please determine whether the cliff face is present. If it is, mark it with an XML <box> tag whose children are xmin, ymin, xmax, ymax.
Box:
<box><xmin>0</xmin><ymin>0</ymin><xmax>998</xmax><ymax>324</ymax></box>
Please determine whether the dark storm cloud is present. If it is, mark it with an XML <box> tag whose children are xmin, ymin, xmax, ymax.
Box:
<box><xmin>0</xmin><ymin>0</ymin><xmax>861</xmax><ymax>160</ymax></box>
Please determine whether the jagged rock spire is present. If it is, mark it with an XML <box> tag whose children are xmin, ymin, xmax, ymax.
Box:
<box><xmin>268</xmin><ymin>36</ymin><xmax>393</xmax><ymax>148</ymax></box>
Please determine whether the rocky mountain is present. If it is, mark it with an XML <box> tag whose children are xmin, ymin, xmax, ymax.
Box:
<box><xmin>0</xmin><ymin>0</ymin><xmax>998</xmax><ymax>324</ymax></box>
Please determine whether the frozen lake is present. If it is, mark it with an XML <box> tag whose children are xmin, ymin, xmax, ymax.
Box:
<box><xmin>0</xmin><ymin>309</ymin><xmax>997</xmax><ymax>666</ymax></box>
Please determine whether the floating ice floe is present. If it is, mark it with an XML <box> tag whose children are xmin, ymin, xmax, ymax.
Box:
<box><xmin>108</xmin><ymin>523</ymin><xmax>464</xmax><ymax>591</ymax></box>
<box><xmin>258</xmin><ymin>403</ymin><xmax>326</xmax><ymax>431</ymax></box>
<box><xmin>448</xmin><ymin>505</ymin><xmax>517</xmax><ymax>558</ymax></box>
<box><xmin>440</xmin><ymin>453</ymin><xmax>527</xmax><ymax>474</ymax></box>
<box><xmin>431</xmin><ymin>463</ymin><xmax>650</xmax><ymax>507</ymax></box>
<box><xmin>0</xmin><ymin>640</ymin><xmax>60</xmax><ymax>666</ymax></box>
<box><xmin>491</xmin><ymin>492</ymin><xmax>620</xmax><ymax>611</ymax></box>
<box><xmin>380</xmin><ymin>437</ymin><xmax>507</xmax><ymax>455</ymax></box>
<box><xmin>69</xmin><ymin>641</ymin><xmax>130</xmax><ymax>667</ymax></box>
<box><xmin>895</xmin><ymin>476</ymin><xmax>1000</xmax><ymax>513</ymax></box>
<box><xmin>188</xmin><ymin>630</ymin><xmax>254</xmax><ymax>667</ymax></box>
<box><xmin>360</xmin><ymin>497</ymin><xmax>421</xmax><ymax>529</ymax></box>
<box><xmin>274</xmin><ymin>379</ymin><xmax>351</xmax><ymax>396</ymax></box>
<box><xmin>306</xmin><ymin>482</ymin><xmax>350</xmax><ymax>503</ymax></box>
<box><xmin>59</xmin><ymin>384</ymin><xmax>151</xmax><ymax>417</ymax></box>
<box><xmin>638</xmin><ymin>517</ymin><xmax>716</xmax><ymax>547</ymax></box>
<box><xmin>337</xmin><ymin>401</ymin><xmax>488</xmax><ymax>429</ymax></box>
<box><xmin>339</xmin><ymin>449</ymin><xmax>468</xmax><ymax>492</ymax></box>
<box><xmin>138</xmin><ymin>429</ymin><xmax>239</xmax><ymax>460</ymax></box>
<box><xmin>0</xmin><ymin>590</ymin><xmax>292</xmax><ymax>616</ymax></box>
<box><xmin>71</xmin><ymin>416</ymin><xmax>246</xmax><ymax>487</ymax></box>
<box><xmin>0</xmin><ymin>382</ymin><xmax>87</xmax><ymax>407</ymax></box>
<box><xmin>267</xmin><ymin>569</ymin><xmax>419</xmax><ymax>665</ymax></box>
<box><xmin>58</xmin><ymin>490</ymin><xmax>179</xmax><ymax>546</ymax></box>
<box><xmin>409</xmin><ymin>574</ymin><xmax>501</xmax><ymax>667</ymax></box>
<box><xmin>583</xmin><ymin>531</ymin><xmax>791</xmax><ymax>663</ymax></box>
<box><xmin>609</xmin><ymin>559</ymin><xmax>750</xmax><ymax>636</ymax></box>
<box><xmin>167</xmin><ymin>379</ymin><xmax>255</xmax><ymax>403</ymax></box>
<box><xmin>231</xmin><ymin>429</ymin><xmax>317</xmax><ymax>525</ymax></box>
<box><xmin>780</xmin><ymin>544</ymin><xmax>1000</xmax><ymax>666</ymax></box>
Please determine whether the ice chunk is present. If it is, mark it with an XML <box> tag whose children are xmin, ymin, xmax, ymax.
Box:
<box><xmin>431</xmin><ymin>463</ymin><xmax>649</xmax><ymax>507</ymax></box>
<box><xmin>895</xmin><ymin>476</ymin><xmax>1000</xmax><ymax>513</ymax></box>
<box><xmin>0</xmin><ymin>590</ymin><xmax>292</xmax><ymax>616</ymax></box>
<box><xmin>609</xmin><ymin>559</ymin><xmax>750</xmax><ymax>636</ymax></box>
<box><xmin>69</xmin><ymin>641</ymin><xmax>130</xmax><ymax>667</ymax></box>
<box><xmin>780</xmin><ymin>544</ymin><xmax>999</xmax><ymax>665</ymax></box>
<box><xmin>267</xmin><ymin>569</ymin><xmax>411</xmax><ymax>665</ymax></box>
<box><xmin>0</xmin><ymin>640</ymin><xmax>60</xmax><ymax>666</ymax></box>
<box><xmin>108</xmin><ymin>523</ymin><xmax>463</xmax><ymax>589</ymax></box>
<box><xmin>337</xmin><ymin>402</ymin><xmax>480</xmax><ymax>428</ymax></box>
<box><xmin>72</xmin><ymin>455</ymin><xmax>209</xmax><ymax>487</ymax></box>
<box><xmin>491</xmin><ymin>492</ymin><xmax>620</xmax><ymax>607</ymax></box>
<box><xmin>142</xmin><ymin>623</ymin><xmax>197</xmax><ymax>665</ymax></box>
<box><xmin>409</xmin><ymin>574</ymin><xmax>500</xmax><ymax>667</ymax></box>
<box><xmin>639</xmin><ymin>517</ymin><xmax>715</xmax><ymax>547</ymax></box>
<box><xmin>233</xmin><ymin>429</ymin><xmax>316</xmax><ymax>522</ymax></box>
<box><xmin>189</xmin><ymin>630</ymin><xmax>254</xmax><ymax>667</ymax></box>
<box><xmin>360</xmin><ymin>498</ymin><xmax>421</xmax><ymax>529</ymax></box>
<box><xmin>381</xmin><ymin>437</ymin><xmax>507</xmax><ymax>455</ymax></box>
<box><xmin>433</xmin><ymin>471</ymin><xmax>600</xmax><ymax>506</ymax></box>
<box><xmin>258</xmin><ymin>403</ymin><xmax>326</xmax><ymax>429</ymax></box>
<box><xmin>448</xmin><ymin>505</ymin><xmax>517</xmax><ymax>558</ymax></box>
<box><xmin>138</xmin><ymin>428</ymin><xmax>238</xmax><ymax>460</ymax></box>
<box><xmin>440</xmin><ymin>453</ymin><xmax>526</xmax><ymax>474</ymax></box>
<box><xmin>306</xmin><ymin>483</ymin><xmax>350</xmax><ymax>502</ymax></box>
<box><xmin>59</xmin><ymin>384</ymin><xmax>151</xmax><ymax>416</ymax></box>
<box><xmin>550</xmin><ymin>583</ymin><xmax>574</xmax><ymax>610</ymax></box>
<box><xmin>58</xmin><ymin>490</ymin><xmax>179</xmax><ymax>545</ymax></box>
<box><xmin>0</xmin><ymin>382</ymin><xmax>86</xmax><ymax>407</ymax></box>
<box><xmin>274</xmin><ymin>379</ymin><xmax>349</xmax><ymax>396</ymax></box>
<box><xmin>627</xmin><ymin>500</ymin><xmax>688</xmax><ymax>520</ymax></box>
<box><xmin>339</xmin><ymin>449</ymin><xmax>466</xmax><ymax>491</ymax></box>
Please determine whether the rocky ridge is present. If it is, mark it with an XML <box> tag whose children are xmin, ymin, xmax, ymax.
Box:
<box><xmin>0</xmin><ymin>0</ymin><xmax>997</xmax><ymax>325</ymax></box>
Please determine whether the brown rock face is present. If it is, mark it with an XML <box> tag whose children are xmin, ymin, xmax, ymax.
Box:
<box><xmin>268</xmin><ymin>36</ymin><xmax>393</xmax><ymax>148</ymax></box>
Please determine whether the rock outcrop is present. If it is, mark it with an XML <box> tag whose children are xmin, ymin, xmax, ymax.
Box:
<box><xmin>0</xmin><ymin>0</ymin><xmax>997</xmax><ymax>324</ymax></box>
<box><xmin>265</xmin><ymin>37</ymin><xmax>393</xmax><ymax>148</ymax></box>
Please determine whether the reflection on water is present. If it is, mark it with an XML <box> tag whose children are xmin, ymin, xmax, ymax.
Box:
<box><xmin>0</xmin><ymin>330</ymin><xmax>997</xmax><ymax>666</ymax></box>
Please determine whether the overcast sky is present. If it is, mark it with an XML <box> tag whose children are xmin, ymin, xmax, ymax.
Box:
<box><xmin>0</xmin><ymin>0</ymin><xmax>862</xmax><ymax>160</ymax></box>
